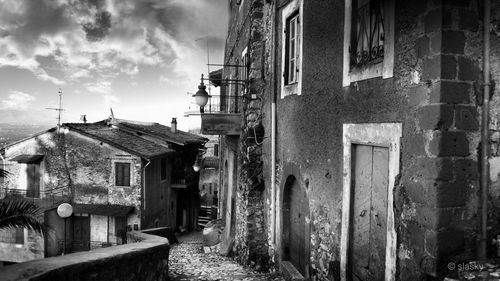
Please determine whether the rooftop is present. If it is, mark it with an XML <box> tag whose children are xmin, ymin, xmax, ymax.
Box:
<box><xmin>63</xmin><ymin>118</ymin><xmax>207</xmax><ymax>160</ymax></box>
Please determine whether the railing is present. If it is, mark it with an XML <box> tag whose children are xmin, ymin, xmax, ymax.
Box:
<box><xmin>204</xmin><ymin>95</ymin><xmax>245</xmax><ymax>114</ymax></box>
<box><xmin>171</xmin><ymin>170</ymin><xmax>197</xmax><ymax>187</ymax></box>
<box><xmin>0</xmin><ymin>187</ymin><xmax>70</xmax><ymax>208</ymax></box>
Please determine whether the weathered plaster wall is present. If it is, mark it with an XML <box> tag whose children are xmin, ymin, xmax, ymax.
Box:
<box><xmin>90</xmin><ymin>215</ymin><xmax>115</xmax><ymax>244</ymax></box>
<box><xmin>260</xmin><ymin>0</ymin><xmax>485</xmax><ymax>280</ymax></box>
<box><xmin>0</xmin><ymin>129</ymin><xmax>142</xmax><ymax>262</ymax></box>
<box><xmin>143</xmin><ymin>157</ymin><xmax>172</xmax><ymax>229</ymax></box>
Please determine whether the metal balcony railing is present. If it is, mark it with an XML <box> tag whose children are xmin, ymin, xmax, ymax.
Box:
<box><xmin>0</xmin><ymin>187</ymin><xmax>71</xmax><ymax>208</ymax></box>
<box><xmin>204</xmin><ymin>95</ymin><xmax>245</xmax><ymax>114</ymax></box>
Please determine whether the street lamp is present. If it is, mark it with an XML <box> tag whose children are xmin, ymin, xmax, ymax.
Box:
<box><xmin>57</xmin><ymin>203</ymin><xmax>73</xmax><ymax>255</ymax></box>
<box><xmin>193</xmin><ymin>74</ymin><xmax>211</xmax><ymax>113</ymax></box>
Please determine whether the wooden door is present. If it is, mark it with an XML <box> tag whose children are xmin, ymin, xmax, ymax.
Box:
<box><xmin>26</xmin><ymin>163</ymin><xmax>40</xmax><ymax>198</ymax></box>
<box><xmin>73</xmin><ymin>215</ymin><xmax>90</xmax><ymax>252</ymax></box>
<box><xmin>288</xmin><ymin>179</ymin><xmax>308</xmax><ymax>276</ymax></box>
<box><xmin>350</xmin><ymin>145</ymin><xmax>389</xmax><ymax>281</ymax></box>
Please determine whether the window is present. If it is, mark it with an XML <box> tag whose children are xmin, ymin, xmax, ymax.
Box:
<box><xmin>349</xmin><ymin>0</ymin><xmax>384</xmax><ymax>68</ymax></box>
<box><xmin>285</xmin><ymin>12</ymin><xmax>300</xmax><ymax>85</ymax></box>
<box><xmin>115</xmin><ymin>163</ymin><xmax>130</xmax><ymax>186</ymax></box>
<box><xmin>160</xmin><ymin>158</ymin><xmax>167</xmax><ymax>181</ymax></box>
<box><xmin>343</xmin><ymin>0</ymin><xmax>394</xmax><ymax>86</ymax></box>
<box><xmin>280</xmin><ymin>0</ymin><xmax>302</xmax><ymax>98</ymax></box>
<box><xmin>214</xmin><ymin>144</ymin><xmax>219</xmax><ymax>157</ymax></box>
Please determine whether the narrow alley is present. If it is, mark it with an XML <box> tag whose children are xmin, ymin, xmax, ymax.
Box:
<box><xmin>169</xmin><ymin>232</ymin><xmax>284</xmax><ymax>281</ymax></box>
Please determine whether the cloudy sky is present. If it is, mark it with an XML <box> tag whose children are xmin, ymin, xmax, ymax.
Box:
<box><xmin>0</xmin><ymin>0</ymin><xmax>228</xmax><ymax>130</ymax></box>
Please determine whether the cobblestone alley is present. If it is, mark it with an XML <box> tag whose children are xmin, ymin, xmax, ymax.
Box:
<box><xmin>169</xmin><ymin>232</ymin><xmax>284</xmax><ymax>281</ymax></box>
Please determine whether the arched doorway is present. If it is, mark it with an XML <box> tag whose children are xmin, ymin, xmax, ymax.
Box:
<box><xmin>282</xmin><ymin>175</ymin><xmax>310</xmax><ymax>276</ymax></box>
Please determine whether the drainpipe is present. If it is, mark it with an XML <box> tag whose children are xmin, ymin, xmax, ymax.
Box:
<box><xmin>480</xmin><ymin>0</ymin><xmax>491</xmax><ymax>261</ymax></box>
<box><xmin>143</xmin><ymin>160</ymin><xmax>151</xmax><ymax>213</ymax></box>
<box><xmin>270</xmin><ymin>0</ymin><xmax>278</xmax><ymax>247</ymax></box>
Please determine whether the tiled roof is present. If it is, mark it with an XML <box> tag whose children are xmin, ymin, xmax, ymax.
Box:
<box><xmin>64</xmin><ymin>121</ymin><xmax>175</xmax><ymax>160</ymax></box>
<box><xmin>112</xmin><ymin>119</ymin><xmax>208</xmax><ymax>146</ymax></box>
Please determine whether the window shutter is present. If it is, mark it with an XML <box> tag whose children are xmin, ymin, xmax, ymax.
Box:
<box><xmin>115</xmin><ymin>164</ymin><xmax>123</xmax><ymax>186</ymax></box>
<box><xmin>115</xmin><ymin>163</ymin><xmax>130</xmax><ymax>186</ymax></box>
<box><xmin>123</xmin><ymin>163</ymin><xmax>130</xmax><ymax>186</ymax></box>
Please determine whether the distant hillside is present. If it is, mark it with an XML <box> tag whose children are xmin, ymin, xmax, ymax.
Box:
<box><xmin>0</xmin><ymin>123</ymin><xmax>51</xmax><ymax>148</ymax></box>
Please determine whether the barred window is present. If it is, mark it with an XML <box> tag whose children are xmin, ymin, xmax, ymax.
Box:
<box><xmin>349</xmin><ymin>0</ymin><xmax>384</xmax><ymax>68</ymax></box>
<box><xmin>115</xmin><ymin>163</ymin><xmax>130</xmax><ymax>186</ymax></box>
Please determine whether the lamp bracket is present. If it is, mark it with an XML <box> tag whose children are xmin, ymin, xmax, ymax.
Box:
<box><xmin>207</xmin><ymin>63</ymin><xmax>258</xmax><ymax>70</ymax></box>
<box><xmin>202</xmin><ymin>77</ymin><xmax>250</xmax><ymax>87</ymax></box>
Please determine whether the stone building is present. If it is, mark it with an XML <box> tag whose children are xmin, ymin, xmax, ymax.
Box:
<box><xmin>0</xmin><ymin>117</ymin><xmax>206</xmax><ymax>263</ymax></box>
<box><xmin>201</xmin><ymin>0</ymin><xmax>500</xmax><ymax>280</ymax></box>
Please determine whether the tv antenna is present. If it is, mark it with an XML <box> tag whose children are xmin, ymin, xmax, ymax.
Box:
<box><xmin>196</xmin><ymin>37</ymin><xmax>211</xmax><ymax>96</ymax></box>
<box><xmin>46</xmin><ymin>88</ymin><xmax>64</xmax><ymax>130</ymax></box>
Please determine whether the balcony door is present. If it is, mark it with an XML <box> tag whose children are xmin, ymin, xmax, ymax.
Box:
<box><xmin>26</xmin><ymin>163</ymin><xmax>40</xmax><ymax>198</ymax></box>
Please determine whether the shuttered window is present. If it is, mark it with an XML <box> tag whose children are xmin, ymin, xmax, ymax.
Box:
<box><xmin>284</xmin><ymin>11</ymin><xmax>300</xmax><ymax>85</ymax></box>
<box><xmin>115</xmin><ymin>163</ymin><xmax>130</xmax><ymax>186</ymax></box>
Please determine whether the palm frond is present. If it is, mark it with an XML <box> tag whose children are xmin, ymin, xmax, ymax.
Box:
<box><xmin>0</xmin><ymin>168</ymin><xmax>9</xmax><ymax>178</ymax></box>
<box><xmin>0</xmin><ymin>199</ymin><xmax>45</xmax><ymax>235</ymax></box>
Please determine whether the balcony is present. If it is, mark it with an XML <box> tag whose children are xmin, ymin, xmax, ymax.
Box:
<box><xmin>200</xmin><ymin>95</ymin><xmax>243</xmax><ymax>136</ymax></box>
<box><xmin>0</xmin><ymin>187</ymin><xmax>71</xmax><ymax>209</ymax></box>
<box><xmin>171</xmin><ymin>170</ymin><xmax>197</xmax><ymax>189</ymax></box>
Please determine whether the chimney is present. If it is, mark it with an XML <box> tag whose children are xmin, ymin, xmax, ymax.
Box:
<box><xmin>171</xmin><ymin>118</ymin><xmax>177</xmax><ymax>133</ymax></box>
<box><xmin>80</xmin><ymin>115</ymin><xmax>87</xmax><ymax>124</ymax></box>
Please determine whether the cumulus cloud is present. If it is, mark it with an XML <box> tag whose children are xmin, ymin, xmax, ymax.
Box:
<box><xmin>82</xmin><ymin>11</ymin><xmax>112</xmax><ymax>42</ymax></box>
<box><xmin>0</xmin><ymin>90</ymin><xmax>36</xmax><ymax>110</ymax></box>
<box><xmin>85</xmin><ymin>80</ymin><xmax>112</xmax><ymax>95</ymax></box>
<box><xmin>0</xmin><ymin>0</ymin><xmax>227</xmax><ymax>118</ymax></box>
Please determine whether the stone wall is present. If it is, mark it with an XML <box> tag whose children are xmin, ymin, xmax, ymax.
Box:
<box><xmin>219</xmin><ymin>0</ymin><xmax>500</xmax><ymax>280</ymax></box>
<box><xmin>0</xmin><ymin>228</ymin><xmax>171</xmax><ymax>281</ymax></box>
<box><xmin>222</xmin><ymin>0</ymin><xmax>270</xmax><ymax>270</ymax></box>
<box><xmin>259</xmin><ymin>0</ymin><xmax>493</xmax><ymax>280</ymax></box>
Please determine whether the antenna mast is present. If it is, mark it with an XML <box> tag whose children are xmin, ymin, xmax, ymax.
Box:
<box><xmin>46</xmin><ymin>88</ymin><xmax>64</xmax><ymax>130</ymax></box>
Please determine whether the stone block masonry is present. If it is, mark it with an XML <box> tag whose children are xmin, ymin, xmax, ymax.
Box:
<box><xmin>407</xmin><ymin>1</ymin><xmax>482</xmax><ymax>278</ymax></box>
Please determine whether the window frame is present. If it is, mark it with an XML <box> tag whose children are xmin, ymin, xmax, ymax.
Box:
<box><xmin>343</xmin><ymin>0</ymin><xmax>394</xmax><ymax>87</ymax></box>
<box><xmin>280</xmin><ymin>0</ymin><xmax>303</xmax><ymax>98</ymax></box>
<box><xmin>115</xmin><ymin>162</ymin><xmax>131</xmax><ymax>187</ymax></box>
<box><xmin>285</xmin><ymin>12</ymin><xmax>300</xmax><ymax>85</ymax></box>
